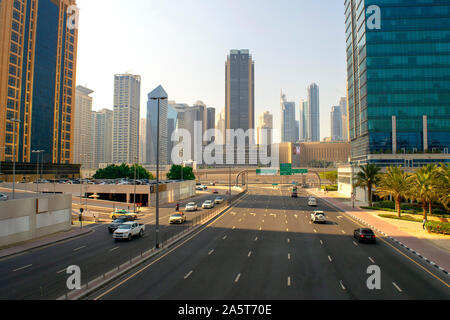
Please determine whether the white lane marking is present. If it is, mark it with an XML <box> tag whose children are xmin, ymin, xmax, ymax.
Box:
<box><xmin>223</xmin><ymin>235</ymin><xmax>227</xmax><ymax>240</ymax></box>
<box><xmin>341</xmin><ymin>230</ymin><xmax>346</xmax><ymax>234</ymax></box>
<box><xmin>232</xmin><ymin>226</ymin><xmax>236</xmax><ymax>230</ymax></box>
<box><xmin>73</xmin><ymin>246</ymin><xmax>86</xmax><ymax>252</ymax></box>
<box><xmin>353</xmin><ymin>241</ymin><xmax>358</xmax><ymax>246</ymax></box>
<box><xmin>262</xmin><ymin>220</ymin><xmax>265</xmax><ymax>223</ymax></box>
<box><xmin>320</xmin><ymin>240</ymin><xmax>323</xmax><ymax>245</ymax></box>
<box><xmin>328</xmin><ymin>256</ymin><xmax>333</xmax><ymax>262</ymax></box>
<box><xmin>369</xmin><ymin>257</ymin><xmax>375</xmax><ymax>264</ymax></box>
<box><xmin>208</xmin><ymin>249</ymin><xmax>214</xmax><ymax>255</ymax></box>
<box><xmin>337</xmin><ymin>216</ymin><xmax>343</xmax><ymax>219</ymax></box>
<box><xmin>392</xmin><ymin>282</ymin><xmax>403</xmax><ymax>292</ymax></box>
<box><xmin>259</xmin><ymin>226</ymin><xmax>262</xmax><ymax>231</ymax></box>
<box><xmin>288</xmin><ymin>253</ymin><xmax>291</xmax><ymax>260</ymax></box>
<box><xmin>238</xmin><ymin>219</ymin><xmax>242</xmax><ymax>222</ymax></box>
<box><xmin>234</xmin><ymin>273</ymin><xmax>241</xmax><ymax>283</ymax></box>
<box><xmin>287</xmin><ymin>238</ymin><xmax>290</xmax><ymax>243</ymax></box>
<box><xmin>184</xmin><ymin>271</ymin><xmax>193</xmax><ymax>279</ymax></box>
<box><xmin>288</xmin><ymin>276</ymin><xmax>292</xmax><ymax>287</ymax></box>
<box><xmin>286</xmin><ymin>228</ymin><xmax>289</xmax><ymax>232</ymax></box>
<box><xmin>340</xmin><ymin>281</ymin><xmax>346</xmax><ymax>290</ymax></box>
<box><xmin>13</xmin><ymin>264</ymin><xmax>32</xmax><ymax>272</ymax></box>
<box><xmin>254</xmin><ymin>237</ymin><xmax>258</xmax><ymax>241</ymax></box>
<box><xmin>109</xmin><ymin>246</ymin><xmax>119</xmax><ymax>252</ymax></box>
<box><xmin>248</xmin><ymin>251</ymin><xmax>252</xmax><ymax>257</ymax></box>
<box><xmin>313</xmin><ymin>229</ymin><xmax>317</xmax><ymax>233</ymax></box>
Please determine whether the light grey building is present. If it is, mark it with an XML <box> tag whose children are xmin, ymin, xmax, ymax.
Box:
<box><xmin>281</xmin><ymin>91</ymin><xmax>297</xmax><ymax>143</ymax></box>
<box><xmin>74</xmin><ymin>86</ymin><xmax>94</xmax><ymax>168</ymax></box>
<box><xmin>299</xmin><ymin>99</ymin><xmax>308</xmax><ymax>142</ymax></box>
<box><xmin>91</xmin><ymin>108</ymin><xmax>113</xmax><ymax>168</ymax></box>
<box><xmin>112</xmin><ymin>74</ymin><xmax>141</xmax><ymax>164</ymax></box>
<box><xmin>307</xmin><ymin>83</ymin><xmax>320</xmax><ymax>142</ymax></box>
<box><xmin>146</xmin><ymin>85</ymin><xmax>168</xmax><ymax>165</ymax></box>
<box><xmin>339</xmin><ymin>97</ymin><xmax>349</xmax><ymax>142</ymax></box>
<box><xmin>331</xmin><ymin>105</ymin><xmax>343</xmax><ymax>142</ymax></box>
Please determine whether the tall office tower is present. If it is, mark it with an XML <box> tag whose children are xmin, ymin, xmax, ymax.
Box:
<box><xmin>74</xmin><ymin>86</ymin><xmax>93</xmax><ymax>168</ymax></box>
<box><xmin>295</xmin><ymin>121</ymin><xmax>300</xmax><ymax>142</ymax></box>
<box><xmin>225</xmin><ymin>49</ymin><xmax>255</xmax><ymax>142</ymax></box>
<box><xmin>331</xmin><ymin>106</ymin><xmax>343</xmax><ymax>142</ymax></box>
<box><xmin>345</xmin><ymin>1</ymin><xmax>450</xmax><ymax>164</ymax></box>
<box><xmin>339</xmin><ymin>96</ymin><xmax>349</xmax><ymax>142</ymax></box>
<box><xmin>307</xmin><ymin>83</ymin><xmax>320</xmax><ymax>142</ymax></box>
<box><xmin>193</xmin><ymin>100</ymin><xmax>207</xmax><ymax>138</ymax></box>
<box><xmin>216</xmin><ymin>108</ymin><xmax>226</xmax><ymax>145</ymax></box>
<box><xmin>112</xmin><ymin>74</ymin><xmax>141</xmax><ymax>164</ymax></box>
<box><xmin>146</xmin><ymin>85</ymin><xmax>168</xmax><ymax>165</ymax></box>
<box><xmin>0</xmin><ymin>0</ymin><xmax>78</xmax><ymax>164</ymax></box>
<box><xmin>91</xmin><ymin>108</ymin><xmax>113</xmax><ymax>169</ymax></box>
<box><xmin>299</xmin><ymin>99</ymin><xmax>308</xmax><ymax>142</ymax></box>
<box><xmin>167</xmin><ymin>104</ymin><xmax>178</xmax><ymax>164</ymax></box>
<box><xmin>139</xmin><ymin>118</ymin><xmax>146</xmax><ymax>164</ymax></box>
<box><xmin>207</xmin><ymin>108</ymin><xmax>216</xmax><ymax>131</ymax></box>
<box><xmin>257</xmin><ymin>111</ymin><xmax>273</xmax><ymax>146</ymax></box>
<box><xmin>281</xmin><ymin>91</ymin><xmax>297</xmax><ymax>143</ymax></box>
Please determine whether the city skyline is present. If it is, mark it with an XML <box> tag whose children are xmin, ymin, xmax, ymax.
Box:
<box><xmin>75</xmin><ymin>0</ymin><xmax>347</xmax><ymax>142</ymax></box>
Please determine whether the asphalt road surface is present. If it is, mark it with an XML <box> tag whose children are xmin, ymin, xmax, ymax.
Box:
<box><xmin>87</xmin><ymin>186</ymin><xmax>450</xmax><ymax>300</ymax></box>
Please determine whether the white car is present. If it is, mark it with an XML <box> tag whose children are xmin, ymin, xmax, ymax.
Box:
<box><xmin>113</xmin><ymin>222</ymin><xmax>145</xmax><ymax>241</ymax></box>
<box><xmin>308</xmin><ymin>197</ymin><xmax>317</xmax><ymax>207</ymax></box>
<box><xmin>0</xmin><ymin>193</ymin><xmax>8</xmax><ymax>201</ymax></box>
<box><xmin>202</xmin><ymin>200</ymin><xmax>215</xmax><ymax>209</ymax></box>
<box><xmin>311</xmin><ymin>210</ymin><xmax>326</xmax><ymax>224</ymax></box>
<box><xmin>169</xmin><ymin>213</ymin><xmax>187</xmax><ymax>224</ymax></box>
<box><xmin>185</xmin><ymin>202</ymin><xmax>198</xmax><ymax>211</ymax></box>
<box><xmin>214</xmin><ymin>197</ymin><xmax>224</xmax><ymax>204</ymax></box>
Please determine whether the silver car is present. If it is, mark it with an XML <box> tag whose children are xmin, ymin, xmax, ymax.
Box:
<box><xmin>0</xmin><ymin>193</ymin><xmax>8</xmax><ymax>201</ymax></box>
<box><xmin>202</xmin><ymin>200</ymin><xmax>215</xmax><ymax>209</ymax></box>
<box><xmin>311</xmin><ymin>210</ymin><xmax>326</xmax><ymax>224</ymax></box>
<box><xmin>185</xmin><ymin>202</ymin><xmax>198</xmax><ymax>211</ymax></box>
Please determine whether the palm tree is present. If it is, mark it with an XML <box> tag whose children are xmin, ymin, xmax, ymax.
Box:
<box><xmin>436</xmin><ymin>163</ymin><xmax>450</xmax><ymax>211</ymax></box>
<box><xmin>376</xmin><ymin>166</ymin><xmax>410</xmax><ymax>217</ymax></box>
<box><xmin>355</xmin><ymin>164</ymin><xmax>381</xmax><ymax>207</ymax></box>
<box><xmin>408</xmin><ymin>164</ymin><xmax>438</xmax><ymax>220</ymax></box>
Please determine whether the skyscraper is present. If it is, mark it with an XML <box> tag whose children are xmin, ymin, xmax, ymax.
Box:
<box><xmin>207</xmin><ymin>108</ymin><xmax>216</xmax><ymax>131</ymax></box>
<box><xmin>74</xmin><ymin>86</ymin><xmax>93</xmax><ymax>168</ymax></box>
<box><xmin>216</xmin><ymin>108</ymin><xmax>226</xmax><ymax>145</ymax></box>
<box><xmin>299</xmin><ymin>99</ymin><xmax>308</xmax><ymax>142</ymax></box>
<box><xmin>0</xmin><ymin>0</ymin><xmax>78</xmax><ymax>164</ymax></box>
<box><xmin>139</xmin><ymin>118</ymin><xmax>146</xmax><ymax>164</ymax></box>
<box><xmin>345</xmin><ymin>1</ymin><xmax>450</xmax><ymax>164</ymax></box>
<box><xmin>225</xmin><ymin>49</ymin><xmax>255</xmax><ymax>140</ymax></box>
<box><xmin>91</xmin><ymin>108</ymin><xmax>113</xmax><ymax>169</ymax></box>
<box><xmin>112</xmin><ymin>73</ymin><xmax>141</xmax><ymax>164</ymax></box>
<box><xmin>257</xmin><ymin>111</ymin><xmax>273</xmax><ymax>146</ymax></box>
<box><xmin>281</xmin><ymin>91</ymin><xmax>296</xmax><ymax>143</ymax></box>
<box><xmin>146</xmin><ymin>85</ymin><xmax>168</xmax><ymax>165</ymax></box>
<box><xmin>331</xmin><ymin>106</ymin><xmax>343</xmax><ymax>142</ymax></box>
<box><xmin>307</xmin><ymin>83</ymin><xmax>320</xmax><ymax>142</ymax></box>
<box><xmin>339</xmin><ymin>96</ymin><xmax>349</xmax><ymax>142</ymax></box>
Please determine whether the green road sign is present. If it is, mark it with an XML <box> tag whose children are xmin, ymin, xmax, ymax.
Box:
<box><xmin>256</xmin><ymin>168</ymin><xmax>278</xmax><ymax>176</ymax></box>
<box><xmin>293</xmin><ymin>169</ymin><xmax>308</xmax><ymax>174</ymax></box>
<box><xmin>280</xmin><ymin>163</ymin><xmax>292</xmax><ymax>176</ymax></box>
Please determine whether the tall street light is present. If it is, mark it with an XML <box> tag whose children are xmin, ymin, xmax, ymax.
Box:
<box><xmin>32</xmin><ymin>150</ymin><xmax>44</xmax><ymax>194</ymax></box>
<box><xmin>150</xmin><ymin>86</ymin><xmax>168</xmax><ymax>249</ymax></box>
<box><xmin>11</xmin><ymin>118</ymin><xmax>21</xmax><ymax>200</ymax></box>
<box><xmin>0</xmin><ymin>146</ymin><xmax>6</xmax><ymax>183</ymax></box>
<box><xmin>134</xmin><ymin>156</ymin><xmax>138</xmax><ymax>213</ymax></box>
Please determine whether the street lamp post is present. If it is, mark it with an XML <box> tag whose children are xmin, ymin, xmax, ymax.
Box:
<box><xmin>0</xmin><ymin>146</ymin><xmax>6</xmax><ymax>184</ymax></box>
<box><xmin>32</xmin><ymin>150</ymin><xmax>44</xmax><ymax>194</ymax></box>
<box><xmin>150</xmin><ymin>90</ymin><xmax>168</xmax><ymax>249</ymax></box>
<box><xmin>134</xmin><ymin>156</ymin><xmax>137</xmax><ymax>213</ymax></box>
<box><xmin>11</xmin><ymin>118</ymin><xmax>21</xmax><ymax>200</ymax></box>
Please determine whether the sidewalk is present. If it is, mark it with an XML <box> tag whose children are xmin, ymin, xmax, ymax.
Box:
<box><xmin>310</xmin><ymin>189</ymin><xmax>450</xmax><ymax>274</ymax></box>
<box><xmin>0</xmin><ymin>227</ymin><xmax>93</xmax><ymax>259</ymax></box>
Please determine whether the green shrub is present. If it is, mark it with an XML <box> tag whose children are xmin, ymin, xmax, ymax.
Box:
<box><xmin>321</xmin><ymin>184</ymin><xmax>338</xmax><ymax>192</ymax></box>
<box><xmin>425</xmin><ymin>221</ymin><xmax>450</xmax><ymax>235</ymax></box>
<box><xmin>378</xmin><ymin>214</ymin><xmax>423</xmax><ymax>223</ymax></box>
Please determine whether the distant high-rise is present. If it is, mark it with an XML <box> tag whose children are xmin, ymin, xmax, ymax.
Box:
<box><xmin>307</xmin><ymin>83</ymin><xmax>320</xmax><ymax>142</ymax></box>
<box><xmin>74</xmin><ymin>86</ymin><xmax>94</xmax><ymax>168</ymax></box>
<box><xmin>139</xmin><ymin>118</ymin><xmax>146</xmax><ymax>164</ymax></box>
<box><xmin>299</xmin><ymin>99</ymin><xmax>308</xmax><ymax>142</ymax></box>
<box><xmin>331</xmin><ymin>106</ymin><xmax>343</xmax><ymax>142</ymax></box>
<box><xmin>216</xmin><ymin>108</ymin><xmax>226</xmax><ymax>145</ymax></box>
<box><xmin>295</xmin><ymin>121</ymin><xmax>300</xmax><ymax>142</ymax></box>
<box><xmin>339</xmin><ymin>96</ymin><xmax>349</xmax><ymax>142</ymax></box>
<box><xmin>257</xmin><ymin>111</ymin><xmax>273</xmax><ymax>146</ymax></box>
<box><xmin>112</xmin><ymin>74</ymin><xmax>141</xmax><ymax>164</ymax></box>
<box><xmin>281</xmin><ymin>91</ymin><xmax>296</xmax><ymax>143</ymax></box>
<box><xmin>91</xmin><ymin>108</ymin><xmax>113</xmax><ymax>169</ymax></box>
<box><xmin>207</xmin><ymin>108</ymin><xmax>216</xmax><ymax>131</ymax></box>
<box><xmin>146</xmin><ymin>85</ymin><xmax>168</xmax><ymax>165</ymax></box>
<box><xmin>225</xmin><ymin>49</ymin><xmax>255</xmax><ymax>142</ymax></box>
<box><xmin>0</xmin><ymin>0</ymin><xmax>79</xmax><ymax>164</ymax></box>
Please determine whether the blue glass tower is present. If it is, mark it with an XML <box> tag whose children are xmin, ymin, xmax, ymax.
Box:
<box><xmin>345</xmin><ymin>0</ymin><xmax>450</xmax><ymax>166</ymax></box>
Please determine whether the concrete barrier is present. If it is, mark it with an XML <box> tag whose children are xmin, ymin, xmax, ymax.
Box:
<box><xmin>0</xmin><ymin>194</ymin><xmax>72</xmax><ymax>248</ymax></box>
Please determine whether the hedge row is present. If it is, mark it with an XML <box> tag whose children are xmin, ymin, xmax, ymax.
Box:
<box><xmin>425</xmin><ymin>221</ymin><xmax>450</xmax><ymax>235</ymax></box>
<box><xmin>378</xmin><ymin>214</ymin><xmax>423</xmax><ymax>223</ymax></box>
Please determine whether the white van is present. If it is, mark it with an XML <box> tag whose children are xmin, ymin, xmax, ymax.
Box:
<box><xmin>308</xmin><ymin>197</ymin><xmax>317</xmax><ymax>207</ymax></box>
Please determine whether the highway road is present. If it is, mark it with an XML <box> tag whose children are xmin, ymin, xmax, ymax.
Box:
<box><xmin>86</xmin><ymin>186</ymin><xmax>450</xmax><ymax>300</ymax></box>
<box><xmin>0</xmin><ymin>191</ymin><xmax>229</xmax><ymax>300</ymax></box>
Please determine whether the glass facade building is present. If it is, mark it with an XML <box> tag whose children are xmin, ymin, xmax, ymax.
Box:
<box><xmin>345</xmin><ymin>0</ymin><xmax>450</xmax><ymax>164</ymax></box>
<box><xmin>0</xmin><ymin>0</ymin><xmax>78</xmax><ymax>164</ymax></box>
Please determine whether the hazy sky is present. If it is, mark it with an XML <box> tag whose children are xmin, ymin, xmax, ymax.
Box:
<box><xmin>75</xmin><ymin>0</ymin><xmax>347</xmax><ymax>142</ymax></box>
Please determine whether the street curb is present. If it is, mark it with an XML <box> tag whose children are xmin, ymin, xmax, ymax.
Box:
<box><xmin>310</xmin><ymin>191</ymin><xmax>450</xmax><ymax>278</ymax></box>
<box><xmin>0</xmin><ymin>228</ymin><xmax>94</xmax><ymax>260</ymax></box>
<box><xmin>58</xmin><ymin>191</ymin><xmax>249</xmax><ymax>300</ymax></box>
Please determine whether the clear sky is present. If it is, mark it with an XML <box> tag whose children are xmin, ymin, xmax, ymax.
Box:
<box><xmin>75</xmin><ymin>0</ymin><xmax>347</xmax><ymax>142</ymax></box>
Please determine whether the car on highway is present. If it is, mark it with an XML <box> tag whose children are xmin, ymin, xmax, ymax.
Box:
<box><xmin>354</xmin><ymin>228</ymin><xmax>377</xmax><ymax>243</ymax></box>
<box><xmin>195</xmin><ymin>186</ymin><xmax>204</xmax><ymax>191</ymax></box>
<box><xmin>310</xmin><ymin>210</ymin><xmax>326</xmax><ymax>224</ymax></box>
<box><xmin>202</xmin><ymin>200</ymin><xmax>215</xmax><ymax>209</ymax></box>
<box><xmin>108</xmin><ymin>217</ymin><xmax>135</xmax><ymax>233</ymax></box>
<box><xmin>214</xmin><ymin>197</ymin><xmax>224</xmax><ymax>204</ymax></box>
<box><xmin>113</xmin><ymin>222</ymin><xmax>145</xmax><ymax>241</ymax></box>
<box><xmin>110</xmin><ymin>209</ymin><xmax>138</xmax><ymax>220</ymax></box>
<box><xmin>0</xmin><ymin>193</ymin><xmax>8</xmax><ymax>201</ymax></box>
<box><xmin>291</xmin><ymin>188</ymin><xmax>298</xmax><ymax>198</ymax></box>
<box><xmin>308</xmin><ymin>197</ymin><xmax>317</xmax><ymax>207</ymax></box>
<box><xmin>185</xmin><ymin>202</ymin><xmax>198</xmax><ymax>212</ymax></box>
<box><xmin>169</xmin><ymin>212</ymin><xmax>187</xmax><ymax>224</ymax></box>
<box><xmin>212</xmin><ymin>189</ymin><xmax>219</xmax><ymax>194</ymax></box>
